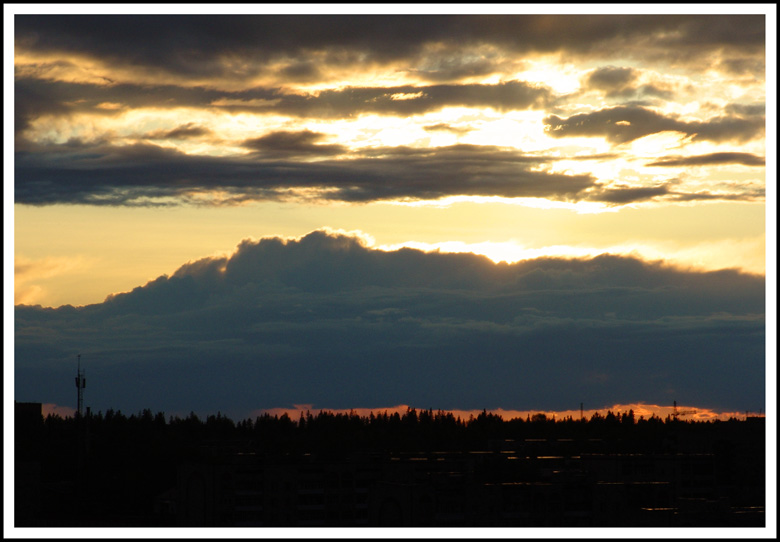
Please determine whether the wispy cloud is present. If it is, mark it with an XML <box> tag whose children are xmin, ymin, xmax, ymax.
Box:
<box><xmin>544</xmin><ymin>105</ymin><xmax>765</xmax><ymax>144</ymax></box>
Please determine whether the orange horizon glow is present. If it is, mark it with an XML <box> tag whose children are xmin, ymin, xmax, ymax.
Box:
<box><xmin>253</xmin><ymin>403</ymin><xmax>763</xmax><ymax>423</ymax></box>
<box><xmin>41</xmin><ymin>401</ymin><xmax>763</xmax><ymax>422</ymax></box>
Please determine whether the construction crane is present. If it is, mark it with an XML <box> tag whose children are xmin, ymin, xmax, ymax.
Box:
<box><xmin>672</xmin><ymin>400</ymin><xmax>696</xmax><ymax>420</ymax></box>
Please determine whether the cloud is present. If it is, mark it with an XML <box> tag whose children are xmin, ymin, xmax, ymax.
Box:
<box><xmin>14</xmin><ymin>140</ymin><xmax>602</xmax><ymax>206</ymax></box>
<box><xmin>646</xmin><ymin>152</ymin><xmax>765</xmax><ymax>167</ymax></box>
<box><xmin>279</xmin><ymin>60</ymin><xmax>323</xmax><ymax>82</ymax></box>
<box><xmin>406</xmin><ymin>54</ymin><xmax>509</xmax><ymax>83</ymax></box>
<box><xmin>580</xmin><ymin>66</ymin><xmax>676</xmax><ymax>102</ymax></box>
<box><xmin>13</xmin><ymin>15</ymin><xmax>766</xmax><ymax>210</ymax></box>
<box><xmin>585</xmin><ymin>184</ymin><xmax>672</xmax><ymax>204</ymax></box>
<box><xmin>14</xmin><ymin>230</ymin><xmax>765</xmax><ymax>418</ymax></box>
<box><xmin>14</xmin><ymin>78</ymin><xmax>71</xmax><ymax>135</ymax></box>
<box><xmin>146</xmin><ymin>123</ymin><xmax>212</xmax><ymax>140</ymax></box>
<box><xmin>16</xmin><ymin>135</ymin><xmax>763</xmax><ymax>207</ymax></box>
<box><xmin>15</xmin><ymin>15</ymin><xmax>764</xmax><ymax>86</ymax></box>
<box><xmin>583</xmin><ymin>180</ymin><xmax>764</xmax><ymax>206</ymax></box>
<box><xmin>544</xmin><ymin>105</ymin><xmax>765</xmax><ymax>144</ymax></box>
<box><xmin>724</xmin><ymin>103</ymin><xmax>765</xmax><ymax>117</ymax></box>
<box><xmin>718</xmin><ymin>57</ymin><xmax>765</xmax><ymax>76</ymax></box>
<box><xmin>13</xmin><ymin>77</ymin><xmax>554</xmax><ymax>135</ymax></box>
<box><xmin>242</xmin><ymin>130</ymin><xmax>348</xmax><ymax>158</ymax></box>
<box><xmin>584</xmin><ymin>66</ymin><xmax>638</xmax><ymax>96</ymax></box>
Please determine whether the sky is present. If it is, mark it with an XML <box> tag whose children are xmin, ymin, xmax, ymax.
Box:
<box><xmin>7</xmin><ymin>6</ymin><xmax>776</xmax><ymax>423</ymax></box>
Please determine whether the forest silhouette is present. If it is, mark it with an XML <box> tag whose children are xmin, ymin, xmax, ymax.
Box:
<box><xmin>15</xmin><ymin>405</ymin><xmax>766</xmax><ymax>528</ymax></box>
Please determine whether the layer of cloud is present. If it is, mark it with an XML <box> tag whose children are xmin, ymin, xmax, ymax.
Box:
<box><xmin>14</xmin><ymin>135</ymin><xmax>764</xmax><ymax>207</ymax></box>
<box><xmin>584</xmin><ymin>66</ymin><xmax>640</xmax><ymax>98</ymax></box>
<box><xmin>15</xmin><ymin>15</ymin><xmax>764</xmax><ymax>85</ymax></box>
<box><xmin>145</xmin><ymin>123</ymin><xmax>212</xmax><ymax>141</ymax></box>
<box><xmin>646</xmin><ymin>152</ymin><xmax>765</xmax><ymax>167</ymax></box>
<box><xmin>580</xmin><ymin>66</ymin><xmax>676</xmax><ymax>101</ymax></box>
<box><xmin>14</xmin><ymin>230</ymin><xmax>765</xmax><ymax>419</ymax></box>
<box><xmin>13</xmin><ymin>140</ymin><xmax>599</xmax><ymax>205</ymax></box>
<box><xmin>14</xmin><ymin>15</ymin><xmax>766</xmax><ymax>209</ymax></box>
<box><xmin>242</xmin><ymin>130</ymin><xmax>348</xmax><ymax>158</ymax></box>
<box><xmin>13</xmin><ymin>77</ymin><xmax>555</xmax><ymax>133</ymax></box>
<box><xmin>544</xmin><ymin>105</ymin><xmax>765</xmax><ymax>144</ymax></box>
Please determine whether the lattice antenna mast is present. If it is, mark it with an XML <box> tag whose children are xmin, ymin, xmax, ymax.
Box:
<box><xmin>75</xmin><ymin>354</ymin><xmax>86</xmax><ymax>418</ymax></box>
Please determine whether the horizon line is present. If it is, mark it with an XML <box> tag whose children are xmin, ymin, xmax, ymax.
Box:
<box><xmin>34</xmin><ymin>401</ymin><xmax>766</xmax><ymax>423</ymax></box>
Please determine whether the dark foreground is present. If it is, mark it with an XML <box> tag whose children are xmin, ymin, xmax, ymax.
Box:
<box><xmin>15</xmin><ymin>404</ymin><xmax>765</xmax><ymax>527</ymax></box>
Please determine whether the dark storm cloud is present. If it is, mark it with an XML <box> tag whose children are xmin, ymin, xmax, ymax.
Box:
<box><xmin>585</xmin><ymin>180</ymin><xmax>764</xmax><ymax>205</ymax></box>
<box><xmin>586</xmin><ymin>184</ymin><xmax>672</xmax><ymax>204</ymax></box>
<box><xmin>632</xmin><ymin>84</ymin><xmax>675</xmax><ymax>101</ymax></box>
<box><xmin>544</xmin><ymin>105</ymin><xmax>765</xmax><ymax>144</ymax></box>
<box><xmin>12</xmin><ymin>77</ymin><xmax>286</xmax><ymax>127</ymax></box>
<box><xmin>668</xmin><ymin>189</ymin><xmax>766</xmax><ymax>203</ymax></box>
<box><xmin>14</xmin><ymin>140</ymin><xmax>599</xmax><ymax>205</ymax></box>
<box><xmin>14</xmin><ymin>79</ymin><xmax>71</xmax><ymax>134</ymax></box>
<box><xmin>292</xmin><ymin>80</ymin><xmax>553</xmax><ymax>117</ymax></box>
<box><xmin>584</xmin><ymin>66</ymin><xmax>638</xmax><ymax>95</ymax></box>
<box><xmin>718</xmin><ymin>57</ymin><xmax>766</xmax><ymax>76</ymax></box>
<box><xmin>15</xmin><ymin>15</ymin><xmax>764</xmax><ymax>81</ymax></box>
<box><xmin>12</xmin><ymin>77</ymin><xmax>238</xmax><ymax>134</ymax></box>
<box><xmin>12</xmin><ymin>77</ymin><xmax>554</xmax><ymax>137</ymax></box>
<box><xmin>584</xmin><ymin>66</ymin><xmax>674</xmax><ymax>101</ymax></box>
<box><xmin>16</xmin><ymin>137</ymin><xmax>762</xmax><ymax>207</ymax></box>
<box><xmin>279</xmin><ymin>60</ymin><xmax>323</xmax><ymax>82</ymax></box>
<box><xmin>242</xmin><ymin>130</ymin><xmax>348</xmax><ymax>158</ymax></box>
<box><xmin>14</xmin><ymin>230</ymin><xmax>765</xmax><ymax>416</ymax></box>
<box><xmin>146</xmin><ymin>123</ymin><xmax>212</xmax><ymax>140</ymax></box>
<box><xmin>407</xmin><ymin>55</ymin><xmax>508</xmax><ymax>83</ymax></box>
<box><xmin>723</xmin><ymin>103</ymin><xmax>765</xmax><ymax>117</ymax></box>
<box><xmin>581</xmin><ymin>66</ymin><xmax>676</xmax><ymax>101</ymax></box>
<box><xmin>689</xmin><ymin>115</ymin><xmax>766</xmax><ymax>143</ymax></box>
<box><xmin>647</xmin><ymin>152</ymin><xmax>765</xmax><ymax>167</ymax></box>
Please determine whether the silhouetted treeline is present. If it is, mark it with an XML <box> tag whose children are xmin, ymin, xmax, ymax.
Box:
<box><xmin>16</xmin><ymin>406</ymin><xmax>765</xmax><ymax>527</ymax></box>
<box><xmin>32</xmin><ymin>406</ymin><xmax>764</xmax><ymax>455</ymax></box>
<box><xmin>25</xmin><ymin>407</ymin><xmax>765</xmax><ymax>469</ymax></box>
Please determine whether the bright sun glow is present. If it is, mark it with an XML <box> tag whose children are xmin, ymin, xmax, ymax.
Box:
<box><xmin>377</xmin><ymin>236</ymin><xmax>766</xmax><ymax>275</ymax></box>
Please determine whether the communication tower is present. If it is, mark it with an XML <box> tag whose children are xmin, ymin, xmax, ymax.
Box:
<box><xmin>75</xmin><ymin>354</ymin><xmax>86</xmax><ymax>418</ymax></box>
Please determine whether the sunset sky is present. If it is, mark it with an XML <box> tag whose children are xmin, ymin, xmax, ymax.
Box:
<box><xmin>8</xmin><ymin>7</ymin><xmax>776</xmax><ymax>421</ymax></box>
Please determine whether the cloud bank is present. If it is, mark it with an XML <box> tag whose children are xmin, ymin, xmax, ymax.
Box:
<box><xmin>15</xmin><ymin>230</ymin><xmax>765</xmax><ymax>419</ymax></box>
